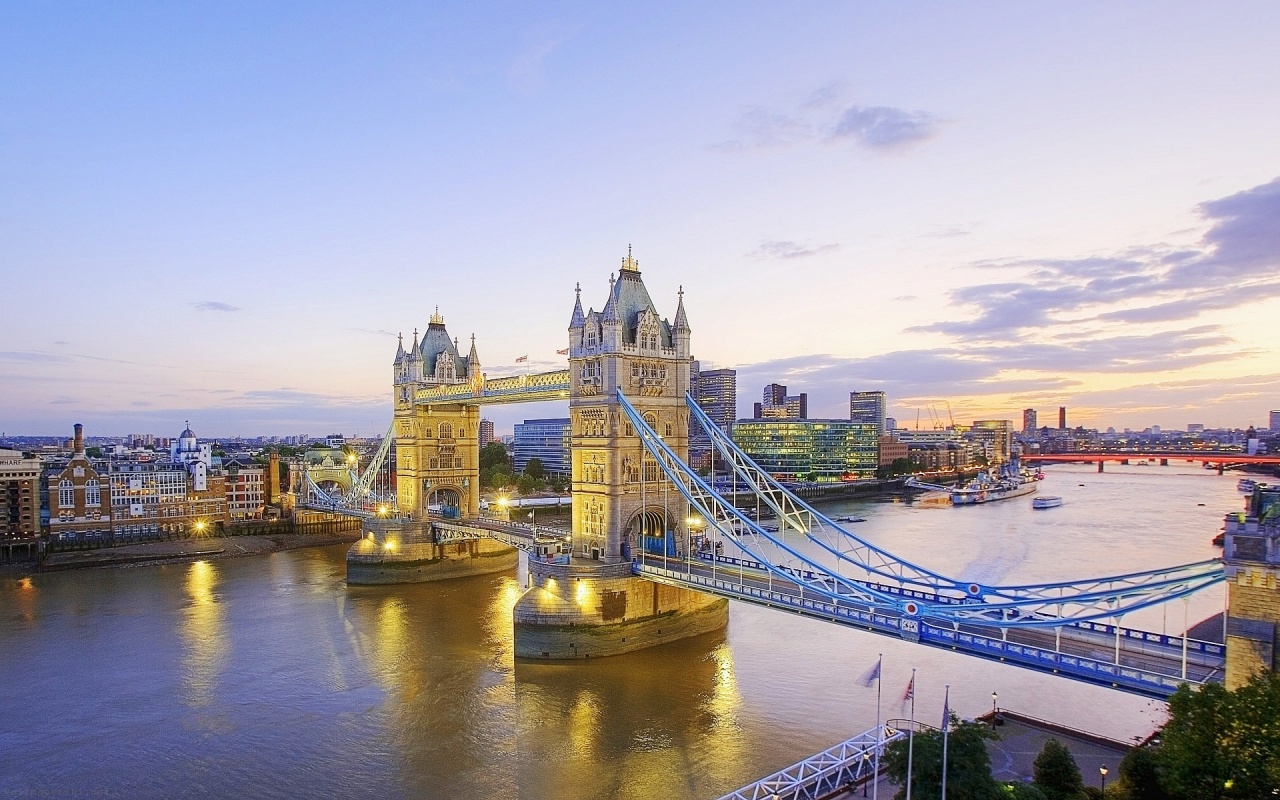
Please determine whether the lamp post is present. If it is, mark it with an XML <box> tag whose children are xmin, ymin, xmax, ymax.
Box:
<box><xmin>1099</xmin><ymin>765</ymin><xmax>1108</xmax><ymax>796</ymax></box>
<box><xmin>991</xmin><ymin>692</ymin><xmax>998</xmax><ymax>727</ymax></box>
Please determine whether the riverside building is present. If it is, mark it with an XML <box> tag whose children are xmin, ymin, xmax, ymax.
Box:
<box><xmin>731</xmin><ymin>419</ymin><xmax>879</xmax><ymax>481</ymax></box>
<box><xmin>0</xmin><ymin>448</ymin><xmax>41</xmax><ymax>540</ymax></box>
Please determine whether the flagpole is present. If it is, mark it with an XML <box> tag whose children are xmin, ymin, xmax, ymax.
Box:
<box><xmin>940</xmin><ymin>684</ymin><xmax>950</xmax><ymax>800</ymax></box>
<box><xmin>873</xmin><ymin>653</ymin><xmax>882</xmax><ymax>800</ymax></box>
<box><xmin>905</xmin><ymin>668</ymin><xmax>916</xmax><ymax>800</ymax></box>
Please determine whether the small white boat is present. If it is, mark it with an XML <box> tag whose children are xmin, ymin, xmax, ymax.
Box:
<box><xmin>1032</xmin><ymin>496</ymin><xmax>1063</xmax><ymax>509</ymax></box>
<box><xmin>1238</xmin><ymin>479</ymin><xmax>1258</xmax><ymax>492</ymax></box>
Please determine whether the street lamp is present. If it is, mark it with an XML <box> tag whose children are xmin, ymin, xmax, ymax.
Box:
<box><xmin>1099</xmin><ymin>765</ymin><xmax>1108</xmax><ymax>795</ymax></box>
<box><xmin>991</xmin><ymin>691</ymin><xmax>998</xmax><ymax>726</ymax></box>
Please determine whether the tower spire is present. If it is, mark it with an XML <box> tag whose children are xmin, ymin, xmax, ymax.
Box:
<box><xmin>673</xmin><ymin>285</ymin><xmax>690</xmax><ymax>333</ymax></box>
<box><xmin>569</xmin><ymin>281</ymin><xmax>586</xmax><ymax>329</ymax></box>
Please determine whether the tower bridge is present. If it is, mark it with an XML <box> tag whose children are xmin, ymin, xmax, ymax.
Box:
<box><xmin>338</xmin><ymin>249</ymin><xmax>1273</xmax><ymax>699</ymax></box>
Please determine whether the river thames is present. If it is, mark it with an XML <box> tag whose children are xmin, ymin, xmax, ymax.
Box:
<box><xmin>0</xmin><ymin>464</ymin><xmax>1242</xmax><ymax>799</ymax></box>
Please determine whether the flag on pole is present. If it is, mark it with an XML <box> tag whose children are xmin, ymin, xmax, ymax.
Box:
<box><xmin>556</xmin><ymin>348</ymin><xmax>569</xmax><ymax>355</ymax></box>
<box><xmin>858</xmin><ymin>657</ymin><xmax>882</xmax><ymax>688</ymax></box>
<box><xmin>515</xmin><ymin>355</ymin><xmax>528</xmax><ymax>363</ymax></box>
<box><xmin>901</xmin><ymin>674</ymin><xmax>915</xmax><ymax>710</ymax></box>
<box><xmin>941</xmin><ymin>684</ymin><xmax>950</xmax><ymax>732</ymax></box>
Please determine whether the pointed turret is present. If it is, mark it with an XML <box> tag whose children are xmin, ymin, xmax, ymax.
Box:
<box><xmin>673</xmin><ymin>285</ymin><xmax>690</xmax><ymax>333</ymax></box>
<box><xmin>468</xmin><ymin>333</ymin><xmax>481</xmax><ymax>368</ymax></box>
<box><xmin>393</xmin><ymin>332</ymin><xmax>406</xmax><ymax>365</ymax></box>
<box><xmin>602</xmin><ymin>273</ymin><xmax>619</xmax><ymax>322</ymax></box>
<box><xmin>407</xmin><ymin>328</ymin><xmax>424</xmax><ymax>381</ymax></box>
<box><xmin>569</xmin><ymin>282</ymin><xmax>585</xmax><ymax>330</ymax></box>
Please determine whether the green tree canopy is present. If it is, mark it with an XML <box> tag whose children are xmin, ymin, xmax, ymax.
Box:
<box><xmin>524</xmin><ymin>458</ymin><xmax>545</xmax><ymax>480</ymax></box>
<box><xmin>480</xmin><ymin>442</ymin><xmax>509</xmax><ymax>471</ymax></box>
<box><xmin>884</xmin><ymin>717</ymin><xmax>1002</xmax><ymax>800</ymax></box>
<box><xmin>1158</xmin><ymin>672</ymin><xmax>1280</xmax><ymax>798</ymax></box>
<box><xmin>1109</xmin><ymin>746</ymin><xmax>1168</xmax><ymax>800</ymax></box>
<box><xmin>1032</xmin><ymin>739</ymin><xmax>1084</xmax><ymax>800</ymax></box>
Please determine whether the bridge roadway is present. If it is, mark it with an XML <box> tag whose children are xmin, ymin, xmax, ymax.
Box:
<box><xmin>635</xmin><ymin>553</ymin><xmax>1222</xmax><ymax>699</ymax></box>
<box><xmin>368</xmin><ymin>516</ymin><xmax>1221</xmax><ymax>697</ymax></box>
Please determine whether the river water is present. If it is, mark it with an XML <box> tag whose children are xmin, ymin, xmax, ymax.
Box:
<box><xmin>0</xmin><ymin>463</ymin><xmax>1243</xmax><ymax>799</ymax></box>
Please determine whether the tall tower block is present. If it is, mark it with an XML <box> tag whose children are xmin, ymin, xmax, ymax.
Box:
<box><xmin>514</xmin><ymin>251</ymin><xmax>728</xmax><ymax>658</ymax></box>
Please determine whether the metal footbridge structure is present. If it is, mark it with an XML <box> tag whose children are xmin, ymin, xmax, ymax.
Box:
<box><xmin>615</xmin><ymin>391</ymin><xmax>1225</xmax><ymax>699</ymax></box>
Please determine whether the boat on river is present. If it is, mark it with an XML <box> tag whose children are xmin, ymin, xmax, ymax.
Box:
<box><xmin>1238</xmin><ymin>478</ymin><xmax>1258</xmax><ymax>492</ymax></box>
<box><xmin>950</xmin><ymin>458</ymin><xmax>1041</xmax><ymax>506</ymax></box>
<box><xmin>1032</xmin><ymin>496</ymin><xmax>1063</xmax><ymax>509</ymax></box>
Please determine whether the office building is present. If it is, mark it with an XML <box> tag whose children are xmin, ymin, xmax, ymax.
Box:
<box><xmin>850</xmin><ymin>391</ymin><xmax>887</xmax><ymax>433</ymax></box>
<box><xmin>479</xmin><ymin>419</ymin><xmax>496</xmax><ymax>447</ymax></box>
<box><xmin>754</xmin><ymin>382</ymin><xmax>807</xmax><ymax>420</ymax></box>
<box><xmin>1271</xmin><ymin>410</ymin><xmax>1280</xmax><ymax>432</ymax></box>
<box><xmin>763</xmin><ymin>383</ymin><xmax>787</xmax><ymax>408</ymax></box>
<box><xmin>0</xmin><ymin>448</ymin><xmax>41</xmax><ymax>540</ymax></box>
<box><xmin>1022</xmin><ymin>408</ymin><xmax>1037</xmax><ymax>435</ymax></box>
<box><xmin>690</xmin><ymin>363</ymin><xmax>737</xmax><ymax>463</ymax></box>
<box><xmin>512</xmin><ymin>418</ymin><xmax>571</xmax><ymax>475</ymax></box>
<box><xmin>1058</xmin><ymin>406</ymin><xmax>1067</xmax><ymax>430</ymax></box>
<box><xmin>969</xmin><ymin>420</ymin><xmax>1014</xmax><ymax>463</ymax></box>
<box><xmin>732</xmin><ymin>419</ymin><xmax>879</xmax><ymax>481</ymax></box>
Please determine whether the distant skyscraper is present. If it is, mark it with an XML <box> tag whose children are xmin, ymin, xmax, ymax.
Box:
<box><xmin>694</xmin><ymin>367</ymin><xmax>737</xmax><ymax>429</ymax></box>
<box><xmin>755</xmin><ymin>382</ymin><xmax>804</xmax><ymax>419</ymax></box>
<box><xmin>850</xmin><ymin>391</ymin><xmax>887</xmax><ymax>435</ymax></box>
<box><xmin>1271</xmin><ymin>410</ymin><xmax>1280</xmax><ymax>432</ymax></box>
<box><xmin>1058</xmin><ymin>406</ymin><xmax>1067</xmax><ymax>430</ymax></box>
<box><xmin>1022</xmin><ymin>408</ymin><xmax>1037</xmax><ymax>435</ymax></box>
<box><xmin>479</xmin><ymin>419</ymin><xmax>495</xmax><ymax>447</ymax></box>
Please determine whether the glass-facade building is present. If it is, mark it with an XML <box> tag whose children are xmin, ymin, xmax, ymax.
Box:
<box><xmin>731</xmin><ymin>419</ymin><xmax>880</xmax><ymax>481</ymax></box>
<box><xmin>512</xmin><ymin>418</ymin><xmax>571</xmax><ymax>476</ymax></box>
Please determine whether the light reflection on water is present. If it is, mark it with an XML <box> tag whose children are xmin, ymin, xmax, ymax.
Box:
<box><xmin>0</xmin><ymin>464</ymin><xmax>1248</xmax><ymax>798</ymax></box>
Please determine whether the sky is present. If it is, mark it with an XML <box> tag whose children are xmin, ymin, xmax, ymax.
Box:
<box><xmin>2</xmin><ymin>2</ymin><xmax>1279</xmax><ymax>438</ymax></box>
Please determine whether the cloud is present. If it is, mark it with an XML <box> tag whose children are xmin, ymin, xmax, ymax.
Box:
<box><xmin>192</xmin><ymin>301</ymin><xmax>241</xmax><ymax>312</ymax></box>
<box><xmin>0</xmin><ymin>350</ymin><xmax>72</xmax><ymax>364</ymax></box>
<box><xmin>714</xmin><ymin>87</ymin><xmax>941</xmax><ymax>153</ymax></box>
<box><xmin>913</xmin><ymin>177</ymin><xmax>1280</xmax><ymax>340</ymax></box>
<box><xmin>893</xmin><ymin>295</ymin><xmax>919</xmax><ymax>302</ymax></box>
<box><xmin>830</xmin><ymin>106</ymin><xmax>939</xmax><ymax>149</ymax></box>
<box><xmin>749</xmin><ymin>240</ymin><xmax>839</xmax><ymax>259</ymax></box>
<box><xmin>730</xmin><ymin>323</ymin><xmax>1243</xmax><ymax>418</ymax></box>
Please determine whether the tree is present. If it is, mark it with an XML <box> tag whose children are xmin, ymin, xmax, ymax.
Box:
<box><xmin>1004</xmin><ymin>785</ymin><xmax>1049</xmax><ymax>800</ymax></box>
<box><xmin>524</xmin><ymin>458</ymin><xmax>545</xmax><ymax>480</ymax></box>
<box><xmin>516</xmin><ymin>475</ymin><xmax>537</xmax><ymax>495</ymax></box>
<box><xmin>1157</xmin><ymin>672</ymin><xmax>1280</xmax><ymax>799</ymax></box>
<box><xmin>1158</xmin><ymin>682</ymin><xmax>1232</xmax><ymax>798</ymax></box>
<box><xmin>1033</xmin><ymin>739</ymin><xmax>1084</xmax><ymax>800</ymax></box>
<box><xmin>480</xmin><ymin>442</ymin><xmax>510</xmax><ymax>471</ymax></box>
<box><xmin>85</xmin><ymin>446</ymin><xmax>104</xmax><ymax>459</ymax></box>
<box><xmin>884</xmin><ymin>717</ymin><xmax>1002</xmax><ymax>800</ymax></box>
<box><xmin>1109</xmin><ymin>747</ymin><xmax>1167</xmax><ymax>800</ymax></box>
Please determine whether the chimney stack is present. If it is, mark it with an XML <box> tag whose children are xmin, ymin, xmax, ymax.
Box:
<box><xmin>73</xmin><ymin>423</ymin><xmax>85</xmax><ymax>456</ymax></box>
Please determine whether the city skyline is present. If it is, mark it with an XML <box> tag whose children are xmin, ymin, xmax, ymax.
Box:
<box><xmin>3</xmin><ymin>4</ymin><xmax>1279</xmax><ymax>436</ymax></box>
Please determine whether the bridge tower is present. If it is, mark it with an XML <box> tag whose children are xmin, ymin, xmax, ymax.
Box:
<box><xmin>566</xmin><ymin>250</ymin><xmax>693</xmax><ymax>562</ymax></box>
<box><xmin>514</xmin><ymin>250</ymin><xmax>728</xmax><ymax>658</ymax></box>
<box><xmin>392</xmin><ymin>311</ymin><xmax>482</xmax><ymax>519</ymax></box>
<box><xmin>1223</xmin><ymin>487</ymin><xmax>1280</xmax><ymax>688</ymax></box>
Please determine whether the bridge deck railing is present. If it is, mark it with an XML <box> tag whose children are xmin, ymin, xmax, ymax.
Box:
<box><xmin>637</xmin><ymin>561</ymin><xmax>1209</xmax><ymax>698</ymax></box>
